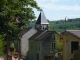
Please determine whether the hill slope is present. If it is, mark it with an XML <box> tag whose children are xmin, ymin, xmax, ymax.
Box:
<box><xmin>49</xmin><ymin>18</ymin><xmax>80</xmax><ymax>32</ymax></box>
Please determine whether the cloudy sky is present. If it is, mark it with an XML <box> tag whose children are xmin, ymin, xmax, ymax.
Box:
<box><xmin>34</xmin><ymin>0</ymin><xmax>80</xmax><ymax>21</ymax></box>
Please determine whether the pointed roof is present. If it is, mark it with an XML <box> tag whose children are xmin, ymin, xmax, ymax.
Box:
<box><xmin>36</xmin><ymin>11</ymin><xmax>49</xmax><ymax>24</ymax></box>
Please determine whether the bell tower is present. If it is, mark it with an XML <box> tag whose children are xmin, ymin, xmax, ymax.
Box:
<box><xmin>35</xmin><ymin>11</ymin><xmax>49</xmax><ymax>31</ymax></box>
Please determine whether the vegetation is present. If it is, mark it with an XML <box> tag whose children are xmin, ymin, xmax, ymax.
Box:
<box><xmin>0</xmin><ymin>35</ymin><xmax>5</xmax><ymax>55</ymax></box>
<box><xmin>0</xmin><ymin>0</ymin><xmax>41</xmax><ymax>55</ymax></box>
<box><xmin>49</xmin><ymin>18</ymin><xmax>80</xmax><ymax>32</ymax></box>
<box><xmin>55</xmin><ymin>33</ymin><xmax>63</xmax><ymax>52</ymax></box>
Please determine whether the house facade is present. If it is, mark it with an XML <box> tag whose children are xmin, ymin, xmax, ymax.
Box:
<box><xmin>29</xmin><ymin>30</ymin><xmax>56</xmax><ymax>60</ymax></box>
<box><xmin>61</xmin><ymin>30</ymin><xmax>80</xmax><ymax>60</ymax></box>
<box><xmin>19</xmin><ymin>28</ymin><xmax>37</xmax><ymax>59</ymax></box>
<box><xmin>29</xmin><ymin>11</ymin><xmax>56</xmax><ymax>60</ymax></box>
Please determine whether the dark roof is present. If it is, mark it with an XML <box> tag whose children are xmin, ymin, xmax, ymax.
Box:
<box><xmin>36</xmin><ymin>11</ymin><xmax>49</xmax><ymax>24</ymax></box>
<box><xmin>62</xmin><ymin>30</ymin><xmax>80</xmax><ymax>39</ymax></box>
<box><xmin>29</xmin><ymin>30</ymin><xmax>55</xmax><ymax>40</ymax></box>
<box><xmin>19</xmin><ymin>28</ymin><xmax>30</xmax><ymax>36</ymax></box>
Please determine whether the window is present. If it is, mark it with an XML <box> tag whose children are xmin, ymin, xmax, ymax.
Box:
<box><xmin>71</xmin><ymin>41</ymin><xmax>79</xmax><ymax>53</ymax></box>
<box><xmin>52</xmin><ymin>43</ymin><xmax>56</xmax><ymax>50</ymax></box>
<box><xmin>54</xmin><ymin>43</ymin><xmax>56</xmax><ymax>49</ymax></box>
<box><xmin>52</xmin><ymin>43</ymin><xmax>53</xmax><ymax>50</ymax></box>
<box><xmin>53</xmin><ymin>35</ymin><xmax>55</xmax><ymax>40</ymax></box>
<box><xmin>52</xmin><ymin>34</ymin><xmax>55</xmax><ymax>41</ymax></box>
<box><xmin>41</xmin><ymin>24</ymin><xmax>48</xmax><ymax>30</ymax></box>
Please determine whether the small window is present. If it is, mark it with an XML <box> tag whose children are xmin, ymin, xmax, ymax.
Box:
<box><xmin>52</xmin><ymin>35</ymin><xmax>55</xmax><ymax>40</ymax></box>
<box><xmin>54</xmin><ymin>43</ymin><xmax>56</xmax><ymax>49</ymax></box>
<box><xmin>52</xmin><ymin>43</ymin><xmax>53</xmax><ymax>50</ymax></box>
<box><xmin>52</xmin><ymin>43</ymin><xmax>56</xmax><ymax>50</ymax></box>
<box><xmin>53</xmin><ymin>35</ymin><xmax>55</xmax><ymax>40</ymax></box>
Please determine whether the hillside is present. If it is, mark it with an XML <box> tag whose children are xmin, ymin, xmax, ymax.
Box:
<box><xmin>30</xmin><ymin>18</ymin><xmax>80</xmax><ymax>32</ymax></box>
<box><xmin>49</xmin><ymin>18</ymin><xmax>80</xmax><ymax>32</ymax></box>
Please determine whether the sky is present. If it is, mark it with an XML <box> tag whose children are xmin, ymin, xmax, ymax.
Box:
<box><xmin>34</xmin><ymin>0</ymin><xmax>80</xmax><ymax>21</ymax></box>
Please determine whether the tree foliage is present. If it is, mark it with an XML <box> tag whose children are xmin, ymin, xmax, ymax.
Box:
<box><xmin>0</xmin><ymin>35</ymin><xmax>5</xmax><ymax>55</ymax></box>
<box><xmin>0</xmin><ymin>0</ymin><xmax>41</xmax><ymax>54</ymax></box>
<box><xmin>49</xmin><ymin>18</ymin><xmax>80</xmax><ymax>32</ymax></box>
<box><xmin>55</xmin><ymin>33</ymin><xmax>63</xmax><ymax>52</ymax></box>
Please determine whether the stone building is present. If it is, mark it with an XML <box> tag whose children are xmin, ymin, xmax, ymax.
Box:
<box><xmin>29</xmin><ymin>11</ymin><xmax>56</xmax><ymax>60</ymax></box>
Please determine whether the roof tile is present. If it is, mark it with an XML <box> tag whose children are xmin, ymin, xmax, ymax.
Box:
<box><xmin>67</xmin><ymin>30</ymin><xmax>80</xmax><ymax>39</ymax></box>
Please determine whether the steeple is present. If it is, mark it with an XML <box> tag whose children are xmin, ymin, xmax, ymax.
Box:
<box><xmin>35</xmin><ymin>11</ymin><xmax>49</xmax><ymax>31</ymax></box>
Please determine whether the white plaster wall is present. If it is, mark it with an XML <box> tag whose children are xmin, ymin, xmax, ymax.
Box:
<box><xmin>20</xmin><ymin>28</ymin><xmax>37</xmax><ymax>56</ymax></box>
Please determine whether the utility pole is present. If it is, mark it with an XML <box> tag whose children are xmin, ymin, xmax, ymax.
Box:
<box><xmin>65</xmin><ymin>17</ymin><xmax>66</xmax><ymax>31</ymax></box>
<box><xmin>6</xmin><ymin>16</ymin><xmax>19</xmax><ymax>60</ymax></box>
<box><xmin>6</xmin><ymin>16</ymin><xmax>8</xmax><ymax>60</ymax></box>
<box><xmin>65</xmin><ymin>16</ymin><xmax>68</xmax><ymax>31</ymax></box>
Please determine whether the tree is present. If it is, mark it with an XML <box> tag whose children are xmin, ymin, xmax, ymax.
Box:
<box><xmin>0</xmin><ymin>34</ymin><xmax>5</xmax><ymax>55</ymax></box>
<box><xmin>55</xmin><ymin>33</ymin><xmax>63</xmax><ymax>52</ymax></box>
<box><xmin>0</xmin><ymin>0</ymin><xmax>41</xmax><ymax>55</ymax></box>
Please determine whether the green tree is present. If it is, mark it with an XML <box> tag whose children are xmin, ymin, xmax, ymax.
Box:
<box><xmin>0</xmin><ymin>0</ymin><xmax>41</xmax><ymax>55</ymax></box>
<box><xmin>0</xmin><ymin>35</ymin><xmax>5</xmax><ymax>55</ymax></box>
<box><xmin>55</xmin><ymin>33</ymin><xmax>63</xmax><ymax>52</ymax></box>
<box><xmin>49</xmin><ymin>18</ymin><xmax>80</xmax><ymax>31</ymax></box>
